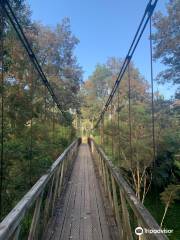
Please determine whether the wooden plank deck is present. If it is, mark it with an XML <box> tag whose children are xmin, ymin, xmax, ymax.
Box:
<box><xmin>44</xmin><ymin>144</ymin><xmax>117</xmax><ymax>240</ymax></box>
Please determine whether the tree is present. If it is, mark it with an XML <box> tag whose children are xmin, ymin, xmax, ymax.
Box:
<box><xmin>152</xmin><ymin>0</ymin><xmax>180</xmax><ymax>97</ymax></box>
<box><xmin>160</xmin><ymin>184</ymin><xmax>180</xmax><ymax>227</ymax></box>
<box><xmin>81</xmin><ymin>63</ymin><xmax>112</xmax><ymax>132</ymax></box>
<box><xmin>33</xmin><ymin>18</ymin><xmax>83</xmax><ymax>111</ymax></box>
<box><xmin>0</xmin><ymin>2</ymin><xmax>81</xmax><ymax>220</ymax></box>
<box><xmin>82</xmin><ymin>58</ymin><xmax>154</xmax><ymax>202</ymax></box>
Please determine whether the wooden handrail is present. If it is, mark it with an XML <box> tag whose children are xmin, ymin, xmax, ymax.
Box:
<box><xmin>0</xmin><ymin>138</ymin><xmax>81</xmax><ymax>240</ymax></box>
<box><xmin>88</xmin><ymin>138</ymin><xmax>168</xmax><ymax>240</ymax></box>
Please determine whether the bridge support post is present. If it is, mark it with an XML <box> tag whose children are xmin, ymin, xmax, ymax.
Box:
<box><xmin>43</xmin><ymin>175</ymin><xmax>55</xmax><ymax>227</ymax></box>
<box><xmin>120</xmin><ymin>190</ymin><xmax>133</xmax><ymax>240</ymax></box>
<box><xmin>105</xmin><ymin>165</ymin><xmax>114</xmax><ymax>210</ymax></box>
<box><xmin>12</xmin><ymin>225</ymin><xmax>21</xmax><ymax>240</ymax></box>
<box><xmin>102</xmin><ymin>158</ymin><xmax>108</xmax><ymax>193</ymax></box>
<box><xmin>97</xmin><ymin>153</ymin><xmax>102</xmax><ymax>177</ymax></box>
<box><xmin>28</xmin><ymin>192</ymin><xmax>43</xmax><ymax>240</ymax></box>
<box><xmin>52</xmin><ymin>166</ymin><xmax>62</xmax><ymax>215</ymax></box>
<box><xmin>111</xmin><ymin>175</ymin><xmax>123</xmax><ymax>240</ymax></box>
<box><xmin>63</xmin><ymin>155</ymin><xmax>68</xmax><ymax>177</ymax></box>
<box><xmin>58</xmin><ymin>161</ymin><xmax>64</xmax><ymax>197</ymax></box>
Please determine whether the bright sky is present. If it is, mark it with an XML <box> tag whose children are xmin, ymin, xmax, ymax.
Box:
<box><xmin>28</xmin><ymin>0</ymin><xmax>175</xmax><ymax>98</ymax></box>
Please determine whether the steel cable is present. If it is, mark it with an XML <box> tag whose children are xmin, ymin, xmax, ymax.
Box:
<box><xmin>0</xmin><ymin>0</ymin><xmax>67</xmax><ymax>120</ymax></box>
<box><xmin>0</xmin><ymin>3</ymin><xmax>4</xmax><ymax>218</ymax></box>
<box><xmin>150</xmin><ymin>16</ymin><xmax>156</xmax><ymax>166</ymax></box>
<box><xmin>94</xmin><ymin>0</ymin><xmax>159</xmax><ymax>128</ymax></box>
<box><xmin>128</xmin><ymin>64</ymin><xmax>133</xmax><ymax>169</ymax></box>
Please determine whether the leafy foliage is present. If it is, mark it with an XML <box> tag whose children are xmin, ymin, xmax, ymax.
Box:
<box><xmin>160</xmin><ymin>184</ymin><xmax>180</xmax><ymax>206</ymax></box>
<box><xmin>0</xmin><ymin>1</ymin><xmax>81</xmax><ymax>220</ymax></box>
<box><xmin>152</xmin><ymin>0</ymin><xmax>180</xmax><ymax>97</ymax></box>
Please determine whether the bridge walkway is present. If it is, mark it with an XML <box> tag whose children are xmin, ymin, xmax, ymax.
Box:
<box><xmin>44</xmin><ymin>144</ymin><xmax>118</xmax><ymax>240</ymax></box>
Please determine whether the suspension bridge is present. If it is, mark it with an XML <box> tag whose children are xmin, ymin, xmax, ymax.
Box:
<box><xmin>0</xmin><ymin>0</ymin><xmax>171</xmax><ymax>239</ymax></box>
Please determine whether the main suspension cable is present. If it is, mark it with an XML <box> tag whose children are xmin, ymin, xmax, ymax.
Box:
<box><xmin>0</xmin><ymin>0</ymin><xmax>67</xmax><ymax>121</ymax></box>
<box><xmin>94</xmin><ymin>0</ymin><xmax>159</xmax><ymax>129</ymax></box>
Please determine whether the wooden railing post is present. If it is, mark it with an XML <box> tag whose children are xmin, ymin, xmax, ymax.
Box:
<box><xmin>91</xmin><ymin>140</ymin><xmax>94</xmax><ymax>153</ymax></box>
<box><xmin>66</xmin><ymin>151</ymin><xmax>70</xmax><ymax>173</ymax></box>
<box><xmin>120</xmin><ymin>190</ymin><xmax>133</xmax><ymax>240</ymax></box>
<box><xmin>28</xmin><ymin>192</ymin><xmax>43</xmax><ymax>240</ymax></box>
<box><xmin>101</xmin><ymin>158</ymin><xmax>108</xmax><ymax>193</ymax></box>
<box><xmin>43</xmin><ymin>175</ymin><xmax>55</xmax><ymax>227</ymax></box>
<box><xmin>63</xmin><ymin>155</ymin><xmax>68</xmax><ymax>177</ymax></box>
<box><xmin>105</xmin><ymin>165</ymin><xmax>114</xmax><ymax>210</ymax></box>
<box><xmin>58</xmin><ymin>161</ymin><xmax>64</xmax><ymax>197</ymax></box>
<box><xmin>98</xmin><ymin>152</ymin><xmax>102</xmax><ymax>177</ymax></box>
<box><xmin>111</xmin><ymin>175</ymin><xmax>123</xmax><ymax>239</ymax></box>
<box><xmin>51</xmin><ymin>166</ymin><xmax>62</xmax><ymax>215</ymax></box>
<box><xmin>11</xmin><ymin>226</ymin><xmax>21</xmax><ymax>240</ymax></box>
